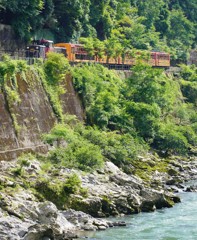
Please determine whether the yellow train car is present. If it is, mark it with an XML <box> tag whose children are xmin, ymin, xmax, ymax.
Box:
<box><xmin>54</xmin><ymin>43</ymin><xmax>95</xmax><ymax>62</ymax></box>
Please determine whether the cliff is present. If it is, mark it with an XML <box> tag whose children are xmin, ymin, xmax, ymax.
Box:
<box><xmin>0</xmin><ymin>24</ymin><xmax>24</xmax><ymax>53</ymax></box>
<box><xmin>0</xmin><ymin>70</ymin><xmax>84</xmax><ymax>161</ymax></box>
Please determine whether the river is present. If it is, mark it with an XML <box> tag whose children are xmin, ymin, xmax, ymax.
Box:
<box><xmin>80</xmin><ymin>183</ymin><xmax>197</xmax><ymax>240</ymax></box>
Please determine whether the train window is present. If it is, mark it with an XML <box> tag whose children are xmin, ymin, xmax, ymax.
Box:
<box><xmin>75</xmin><ymin>54</ymin><xmax>94</xmax><ymax>60</ymax></box>
<box><xmin>71</xmin><ymin>47</ymin><xmax>75</xmax><ymax>54</ymax></box>
<box><xmin>75</xmin><ymin>47</ymin><xmax>86</xmax><ymax>54</ymax></box>
<box><xmin>48</xmin><ymin>42</ymin><xmax>53</xmax><ymax>48</ymax></box>
<box><xmin>159</xmin><ymin>55</ymin><xmax>169</xmax><ymax>60</ymax></box>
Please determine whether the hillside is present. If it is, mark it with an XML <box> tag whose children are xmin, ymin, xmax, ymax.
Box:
<box><xmin>0</xmin><ymin>49</ymin><xmax>197</xmax><ymax>239</ymax></box>
<box><xmin>0</xmin><ymin>0</ymin><xmax>197</xmax><ymax>62</ymax></box>
<box><xmin>0</xmin><ymin>0</ymin><xmax>197</xmax><ymax>238</ymax></box>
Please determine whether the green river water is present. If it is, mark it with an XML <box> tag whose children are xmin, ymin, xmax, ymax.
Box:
<box><xmin>80</xmin><ymin>182</ymin><xmax>197</xmax><ymax>240</ymax></box>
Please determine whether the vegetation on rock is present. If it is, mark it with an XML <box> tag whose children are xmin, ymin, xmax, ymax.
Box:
<box><xmin>71</xmin><ymin>63</ymin><xmax>197</xmax><ymax>156</ymax></box>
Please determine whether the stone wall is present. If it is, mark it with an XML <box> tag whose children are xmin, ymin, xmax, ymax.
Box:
<box><xmin>188</xmin><ymin>50</ymin><xmax>197</xmax><ymax>65</ymax></box>
<box><xmin>0</xmin><ymin>24</ymin><xmax>24</xmax><ymax>56</ymax></box>
<box><xmin>0</xmin><ymin>72</ymin><xmax>84</xmax><ymax>161</ymax></box>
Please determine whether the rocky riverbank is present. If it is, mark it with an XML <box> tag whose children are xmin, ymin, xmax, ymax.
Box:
<box><xmin>0</xmin><ymin>154</ymin><xmax>197</xmax><ymax>239</ymax></box>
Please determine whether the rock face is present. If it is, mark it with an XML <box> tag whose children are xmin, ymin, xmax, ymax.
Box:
<box><xmin>0</xmin><ymin>156</ymin><xmax>196</xmax><ymax>239</ymax></box>
<box><xmin>0</xmin><ymin>72</ymin><xmax>56</xmax><ymax>161</ymax></box>
<box><xmin>0</xmin><ymin>71</ymin><xmax>84</xmax><ymax>161</ymax></box>
<box><xmin>0</xmin><ymin>188</ymin><xmax>124</xmax><ymax>239</ymax></box>
<box><xmin>0</xmin><ymin>24</ymin><xmax>24</xmax><ymax>53</ymax></box>
<box><xmin>60</xmin><ymin>74</ymin><xmax>84</xmax><ymax>121</ymax></box>
<box><xmin>188</xmin><ymin>50</ymin><xmax>197</xmax><ymax>65</ymax></box>
<box><xmin>69</xmin><ymin>161</ymin><xmax>181</xmax><ymax>217</ymax></box>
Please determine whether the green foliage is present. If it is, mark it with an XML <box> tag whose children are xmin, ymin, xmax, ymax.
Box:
<box><xmin>49</xmin><ymin>141</ymin><xmax>103</xmax><ymax>171</ymax></box>
<box><xmin>44</xmin><ymin>118</ymin><xmax>146</xmax><ymax>169</ymax></box>
<box><xmin>179</xmin><ymin>65</ymin><xmax>197</xmax><ymax>105</ymax></box>
<box><xmin>53</xmin><ymin>0</ymin><xmax>93</xmax><ymax>42</ymax></box>
<box><xmin>126</xmin><ymin>102</ymin><xmax>160</xmax><ymax>139</ymax></box>
<box><xmin>123</xmin><ymin>63</ymin><xmax>182</xmax><ymax>139</ymax></box>
<box><xmin>11</xmin><ymin>166</ymin><xmax>24</xmax><ymax>177</ymax></box>
<box><xmin>79</xmin><ymin>37</ymin><xmax>105</xmax><ymax>59</ymax></box>
<box><xmin>35</xmin><ymin>178</ymin><xmax>67</xmax><ymax>208</ymax></box>
<box><xmin>72</xmin><ymin>64</ymin><xmax>123</xmax><ymax>129</ymax></box>
<box><xmin>1</xmin><ymin>0</ymin><xmax>44</xmax><ymax>40</ymax></box>
<box><xmin>71</xmin><ymin>63</ymin><xmax>197</xmax><ymax>155</ymax></box>
<box><xmin>0</xmin><ymin>56</ymin><xmax>29</xmax><ymax>135</ymax></box>
<box><xmin>18</xmin><ymin>153</ymin><xmax>35</xmax><ymax>167</ymax></box>
<box><xmin>63</xmin><ymin>173</ymin><xmax>82</xmax><ymax>194</ymax></box>
<box><xmin>44</xmin><ymin>52</ymin><xmax>70</xmax><ymax>85</ymax></box>
<box><xmin>42</xmin><ymin>52</ymin><xmax>70</xmax><ymax>121</ymax></box>
<box><xmin>136</xmin><ymin>0</ymin><xmax>166</xmax><ymax>29</ymax></box>
<box><xmin>35</xmin><ymin>173</ymin><xmax>85</xmax><ymax>209</ymax></box>
<box><xmin>44</xmin><ymin>123</ymin><xmax>104</xmax><ymax>171</ymax></box>
<box><xmin>166</xmin><ymin>9</ymin><xmax>195</xmax><ymax>61</ymax></box>
<box><xmin>180</xmin><ymin>80</ymin><xmax>197</xmax><ymax>105</ymax></box>
<box><xmin>79</xmin><ymin>126</ymin><xmax>146</xmax><ymax>166</ymax></box>
<box><xmin>154</xmin><ymin>123</ymin><xmax>189</xmax><ymax>154</ymax></box>
<box><xmin>1</xmin><ymin>0</ymin><xmax>196</xmax><ymax>59</ymax></box>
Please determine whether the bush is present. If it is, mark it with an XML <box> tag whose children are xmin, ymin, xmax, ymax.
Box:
<box><xmin>35</xmin><ymin>173</ymin><xmax>85</xmax><ymax>209</ymax></box>
<box><xmin>80</xmin><ymin>126</ymin><xmax>146</xmax><ymax>166</ymax></box>
<box><xmin>179</xmin><ymin>64</ymin><xmax>197</xmax><ymax>82</ymax></box>
<box><xmin>44</xmin><ymin>123</ymin><xmax>104</xmax><ymax>171</ymax></box>
<box><xmin>44</xmin><ymin>52</ymin><xmax>70</xmax><ymax>85</ymax></box>
<box><xmin>72</xmin><ymin>64</ymin><xmax>123</xmax><ymax>129</ymax></box>
<box><xmin>180</xmin><ymin>80</ymin><xmax>197</xmax><ymax>105</ymax></box>
<box><xmin>41</xmin><ymin>53</ymin><xmax>70</xmax><ymax>121</ymax></box>
<box><xmin>44</xmin><ymin>120</ymin><xmax>146</xmax><ymax>170</ymax></box>
<box><xmin>49</xmin><ymin>140</ymin><xmax>104</xmax><ymax>171</ymax></box>
<box><xmin>154</xmin><ymin>124</ymin><xmax>189</xmax><ymax>154</ymax></box>
<box><xmin>63</xmin><ymin>173</ymin><xmax>82</xmax><ymax>194</ymax></box>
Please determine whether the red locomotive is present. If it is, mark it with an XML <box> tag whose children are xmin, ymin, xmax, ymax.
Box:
<box><xmin>25</xmin><ymin>39</ymin><xmax>67</xmax><ymax>58</ymax></box>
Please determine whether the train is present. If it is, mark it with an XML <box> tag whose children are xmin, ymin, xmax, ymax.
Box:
<box><xmin>25</xmin><ymin>39</ymin><xmax>170</xmax><ymax>68</ymax></box>
<box><xmin>25</xmin><ymin>39</ymin><xmax>67</xmax><ymax>58</ymax></box>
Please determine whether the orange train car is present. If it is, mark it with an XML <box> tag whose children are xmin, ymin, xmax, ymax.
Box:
<box><xmin>54</xmin><ymin>43</ymin><xmax>170</xmax><ymax>67</ymax></box>
<box><xmin>26</xmin><ymin>40</ymin><xmax>170</xmax><ymax>68</ymax></box>
<box><xmin>54</xmin><ymin>43</ymin><xmax>94</xmax><ymax>62</ymax></box>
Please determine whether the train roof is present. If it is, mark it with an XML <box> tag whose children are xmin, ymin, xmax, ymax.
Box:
<box><xmin>27</xmin><ymin>45</ymin><xmax>46</xmax><ymax>48</ymax></box>
<box><xmin>55</xmin><ymin>43</ymin><xmax>83</xmax><ymax>47</ymax></box>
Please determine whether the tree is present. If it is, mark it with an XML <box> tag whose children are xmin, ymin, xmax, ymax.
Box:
<box><xmin>166</xmin><ymin>9</ymin><xmax>195</xmax><ymax>61</ymax></box>
<box><xmin>122</xmin><ymin>63</ymin><xmax>183</xmax><ymax>139</ymax></box>
<box><xmin>1</xmin><ymin>0</ymin><xmax>44</xmax><ymax>40</ymax></box>
<box><xmin>133</xmin><ymin>0</ymin><xmax>166</xmax><ymax>29</ymax></box>
<box><xmin>168</xmin><ymin>0</ymin><xmax>197</xmax><ymax>24</ymax></box>
<box><xmin>79</xmin><ymin>37</ymin><xmax>105</xmax><ymax>59</ymax></box>
<box><xmin>89</xmin><ymin>0</ymin><xmax>118</xmax><ymax>39</ymax></box>
<box><xmin>53</xmin><ymin>0</ymin><xmax>92</xmax><ymax>42</ymax></box>
<box><xmin>104</xmin><ymin>37</ymin><xmax>123</xmax><ymax>63</ymax></box>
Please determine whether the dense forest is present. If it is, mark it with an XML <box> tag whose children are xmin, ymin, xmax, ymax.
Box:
<box><xmin>0</xmin><ymin>0</ymin><xmax>197</xmax><ymax>61</ymax></box>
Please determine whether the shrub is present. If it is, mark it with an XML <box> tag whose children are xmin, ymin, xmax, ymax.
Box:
<box><xmin>154</xmin><ymin>124</ymin><xmax>189</xmax><ymax>154</ymax></box>
<box><xmin>42</xmin><ymin>53</ymin><xmax>70</xmax><ymax>121</ymax></box>
<box><xmin>35</xmin><ymin>173</ymin><xmax>85</xmax><ymax>209</ymax></box>
<box><xmin>49</xmin><ymin>140</ymin><xmax>104</xmax><ymax>171</ymax></box>
<box><xmin>72</xmin><ymin>64</ymin><xmax>123</xmax><ymax>129</ymax></box>
<box><xmin>63</xmin><ymin>173</ymin><xmax>82</xmax><ymax>194</ymax></box>
<box><xmin>44</xmin><ymin>123</ymin><xmax>104</xmax><ymax>171</ymax></box>
<box><xmin>44</xmin><ymin>52</ymin><xmax>70</xmax><ymax>85</ymax></box>
<box><xmin>180</xmin><ymin>80</ymin><xmax>197</xmax><ymax>105</ymax></box>
<box><xmin>35</xmin><ymin>178</ymin><xmax>67</xmax><ymax>209</ymax></box>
